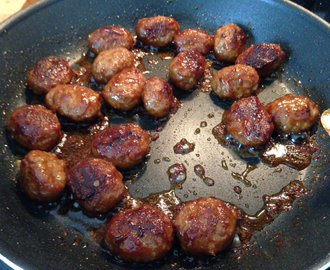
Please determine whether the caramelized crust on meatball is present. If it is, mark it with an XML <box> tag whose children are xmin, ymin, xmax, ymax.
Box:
<box><xmin>6</xmin><ymin>104</ymin><xmax>62</xmax><ymax>150</ymax></box>
<box><xmin>142</xmin><ymin>76</ymin><xmax>174</xmax><ymax>118</ymax></box>
<box><xmin>265</xmin><ymin>95</ymin><xmax>319</xmax><ymax>134</ymax></box>
<box><xmin>169</xmin><ymin>50</ymin><xmax>206</xmax><ymax>90</ymax></box>
<box><xmin>211</xmin><ymin>64</ymin><xmax>260</xmax><ymax>100</ymax></box>
<box><xmin>214</xmin><ymin>23</ymin><xmax>247</xmax><ymax>63</ymax></box>
<box><xmin>104</xmin><ymin>204</ymin><xmax>174</xmax><ymax>262</ymax></box>
<box><xmin>66</xmin><ymin>158</ymin><xmax>125</xmax><ymax>214</ymax></box>
<box><xmin>135</xmin><ymin>15</ymin><xmax>180</xmax><ymax>47</ymax></box>
<box><xmin>92</xmin><ymin>47</ymin><xmax>134</xmax><ymax>84</ymax></box>
<box><xmin>102</xmin><ymin>67</ymin><xmax>146</xmax><ymax>111</ymax></box>
<box><xmin>45</xmin><ymin>84</ymin><xmax>103</xmax><ymax>122</ymax></box>
<box><xmin>27</xmin><ymin>56</ymin><xmax>75</xmax><ymax>95</ymax></box>
<box><xmin>235</xmin><ymin>43</ymin><xmax>285</xmax><ymax>76</ymax></box>
<box><xmin>20</xmin><ymin>150</ymin><xmax>66</xmax><ymax>202</ymax></box>
<box><xmin>88</xmin><ymin>25</ymin><xmax>134</xmax><ymax>54</ymax></box>
<box><xmin>174</xmin><ymin>197</ymin><xmax>237</xmax><ymax>256</ymax></box>
<box><xmin>91</xmin><ymin>124</ymin><xmax>150</xmax><ymax>170</ymax></box>
<box><xmin>174</xmin><ymin>28</ymin><xmax>214</xmax><ymax>55</ymax></box>
<box><xmin>224</xmin><ymin>96</ymin><xmax>274</xmax><ymax>147</ymax></box>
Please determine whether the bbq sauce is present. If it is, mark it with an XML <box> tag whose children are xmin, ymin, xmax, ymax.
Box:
<box><xmin>38</xmin><ymin>40</ymin><xmax>318</xmax><ymax>264</ymax></box>
<box><xmin>212</xmin><ymin>122</ymin><xmax>318</xmax><ymax>171</ymax></box>
<box><xmin>54</xmin><ymin>128</ymin><xmax>309</xmax><ymax>247</ymax></box>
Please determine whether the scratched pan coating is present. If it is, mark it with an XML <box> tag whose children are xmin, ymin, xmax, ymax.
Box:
<box><xmin>0</xmin><ymin>0</ymin><xmax>330</xmax><ymax>269</ymax></box>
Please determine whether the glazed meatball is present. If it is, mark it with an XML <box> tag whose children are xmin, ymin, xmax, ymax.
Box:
<box><xmin>88</xmin><ymin>25</ymin><xmax>134</xmax><ymax>54</ymax></box>
<box><xmin>20</xmin><ymin>150</ymin><xmax>66</xmax><ymax>202</ymax></box>
<box><xmin>27</xmin><ymin>56</ymin><xmax>75</xmax><ymax>95</ymax></box>
<box><xmin>135</xmin><ymin>15</ymin><xmax>180</xmax><ymax>47</ymax></box>
<box><xmin>7</xmin><ymin>104</ymin><xmax>62</xmax><ymax>150</ymax></box>
<box><xmin>265</xmin><ymin>95</ymin><xmax>319</xmax><ymax>134</ymax></box>
<box><xmin>174</xmin><ymin>197</ymin><xmax>237</xmax><ymax>256</ymax></box>
<box><xmin>235</xmin><ymin>43</ymin><xmax>285</xmax><ymax>76</ymax></box>
<box><xmin>224</xmin><ymin>96</ymin><xmax>274</xmax><ymax>147</ymax></box>
<box><xmin>92</xmin><ymin>47</ymin><xmax>134</xmax><ymax>84</ymax></box>
<box><xmin>102</xmin><ymin>67</ymin><xmax>146</xmax><ymax>111</ymax></box>
<box><xmin>174</xmin><ymin>28</ymin><xmax>214</xmax><ymax>55</ymax></box>
<box><xmin>45</xmin><ymin>84</ymin><xmax>103</xmax><ymax>122</ymax></box>
<box><xmin>169</xmin><ymin>50</ymin><xmax>206</xmax><ymax>90</ymax></box>
<box><xmin>91</xmin><ymin>124</ymin><xmax>150</xmax><ymax>170</ymax></box>
<box><xmin>104</xmin><ymin>204</ymin><xmax>174</xmax><ymax>262</ymax></box>
<box><xmin>214</xmin><ymin>23</ymin><xmax>247</xmax><ymax>63</ymax></box>
<box><xmin>66</xmin><ymin>158</ymin><xmax>125</xmax><ymax>214</ymax></box>
<box><xmin>142</xmin><ymin>76</ymin><xmax>174</xmax><ymax>118</ymax></box>
<box><xmin>211</xmin><ymin>64</ymin><xmax>260</xmax><ymax>100</ymax></box>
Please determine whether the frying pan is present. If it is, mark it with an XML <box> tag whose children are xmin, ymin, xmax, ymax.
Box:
<box><xmin>1</xmin><ymin>0</ymin><xmax>330</xmax><ymax>269</ymax></box>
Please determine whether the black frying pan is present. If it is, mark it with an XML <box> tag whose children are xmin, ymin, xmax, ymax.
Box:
<box><xmin>1</xmin><ymin>0</ymin><xmax>330</xmax><ymax>269</ymax></box>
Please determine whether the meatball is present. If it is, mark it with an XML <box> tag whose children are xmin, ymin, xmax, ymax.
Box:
<box><xmin>214</xmin><ymin>23</ymin><xmax>247</xmax><ymax>63</ymax></box>
<box><xmin>174</xmin><ymin>28</ymin><xmax>214</xmax><ymax>55</ymax></box>
<box><xmin>142</xmin><ymin>76</ymin><xmax>174</xmax><ymax>118</ymax></box>
<box><xmin>45</xmin><ymin>84</ymin><xmax>103</xmax><ymax>122</ymax></box>
<box><xmin>211</xmin><ymin>64</ymin><xmax>260</xmax><ymax>100</ymax></box>
<box><xmin>135</xmin><ymin>15</ymin><xmax>180</xmax><ymax>47</ymax></box>
<box><xmin>92</xmin><ymin>47</ymin><xmax>134</xmax><ymax>84</ymax></box>
<box><xmin>6</xmin><ymin>104</ymin><xmax>62</xmax><ymax>150</ymax></box>
<box><xmin>224</xmin><ymin>96</ymin><xmax>274</xmax><ymax>147</ymax></box>
<box><xmin>265</xmin><ymin>95</ymin><xmax>319</xmax><ymax>134</ymax></box>
<box><xmin>19</xmin><ymin>150</ymin><xmax>66</xmax><ymax>202</ymax></box>
<box><xmin>88</xmin><ymin>25</ymin><xmax>134</xmax><ymax>54</ymax></box>
<box><xmin>174</xmin><ymin>197</ymin><xmax>237</xmax><ymax>256</ymax></box>
<box><xmin>169</xmin><ymin>50</ymin><xmax>206</xmax><ymax>90</ymax></box>
<box><xmin>102</xmin><ymin>67</ymin><xmax>146</xmax><ymax>111</ymax></box>
<box><xmin>235</xmin><ymin>43</ymin><xmax>285</xmax><ymax>76</ymax></box>
<box><xmin>66</xmin><ymin>158</ymin><xmax>125</xmax><ymax>214</ymax></box>
<box><xmin>91</xmin><ymin>124</ymin><xmax>150</xmax><ymax>170</ymax></box>
<box><xmin>104</xmin><ymin>204</ymin><xmax>174</xmax><ymax>262</ymax></box>
<box><xmin>27</xmin><ymin>56</ymin><xmax>75</xmax><ymax>95</ymax></box>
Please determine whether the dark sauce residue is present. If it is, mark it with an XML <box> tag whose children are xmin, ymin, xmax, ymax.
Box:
<box><xmin>212</xmin><ymin>122</ymin><xmax>318</xmax><ymax>171</ymax></box>
<box><xmin>199</xmin><ymin>59</ymin><xmax>213</xmax><ymax>93</ymax></box>
<box><xmin>194</xmin><ymin>164</ymin><xmax>215</xmax><ymax>186</ymax></box>
<box><xmin>232</xmin><ymin>163</ymin><xmax>257</xmax><ymax>187</ymax></box>
<box><xmin>237</xmin><ymin>180</ymin><xmax>307</xmax><ymax>243</ymax></box>
<box><xmin>173</xmin><ymin>138</ymin><xmax>195</xmax><ymax>155</ymax></box>
<box><xmin>167</xmin><ymin>163</ymin><xmax>187</xmax><ymax>184</ymax></box>
<box><xmin>261</xmin><ymin>134</ymin><xmax>318</xmax><ymax>170</ymax></box>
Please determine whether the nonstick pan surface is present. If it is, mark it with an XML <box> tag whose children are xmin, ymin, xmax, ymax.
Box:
<box><xmin>1</xmin><ymin>0</ymin><xmax>330</xmax><ymax>269</ymax></box>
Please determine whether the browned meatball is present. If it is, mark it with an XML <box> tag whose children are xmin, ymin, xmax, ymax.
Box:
<box><xmin>169</xmin><ymin>50</ymin><xmax>206</xmax><ymax>90</ymax></box>
<box><xmin>88</xmin><ymin>25</ymin><xmax>134</xmax><ymax>54</ymax></box>
<box><xmin>92</xmin><ymin>47</ymin><xmax>134</xmax><ymax>84</ymax></box>
<box><xmin>6</xmin><ymin>104</ymin><xmax>62</xmax><ymax>150</ymax></box>
<box><xmin>91</xmin><ymin>124</ymin><xmax>150</xmax><ymax>170</ymax></box>
<box><xmin>102</xmin><ymin>67</ymin><xmax>146</xmax><ymax>111</ymax></box>
<box><xmin>174</xmin><ymin>197</ymin><xmax>237</xmax><ymax>256</ymax></box>
<box><xmin>45</xmin><ymin>84</ymin><xmax>103</xmax><ymax>122</ymax></box>
<box><xmin>265</xmin><ymin>95</ymin><xmax>319</xmax><ymax>134</ymax></box>
<box><xmin>27</xmin><ymin>56</ymin><xmax>75</xmax><ymax>95</ymax></box>
<box><xmin>141</xmin><ymin>76</ymin><xmax>174</xmax><ymax>118</ymax></box>
<box><xmin>211</xmin><ymin>64</ymin><xmax>260</xmax><ymax>100</ymax></box>
<box><xmin>104</xmin><ymin>204</ymin><xmax>174</xmax><ymax>262</ymax></box>
<box><xmin>235</xmin><ymin>43</ymin><xmax>285</xmax><ymax>76</ymax></box>
<box><xmin>135</xmin><ymin>15</ymin><xmax>180</xmax><ymax>47</ymax></box>
<box><xmin>223</xmin><ymin>96</ymin><xmax>274</xmax><ymax>147</ymax></box>
<box><xmin>66</xmin><ymin>158</ymin><xmax>125</xmax><ymax>214</ymax></box>
<box><xmin>214</xmin><ymin>23</ymin><xmax>247</xmax><ymax>63</ymax></box>
<box><xmin>174</xmin><ymin>28</ymin><xmax>214</xmax><ymax>55</ymax></box>
<box><xmin>19</xmin><ymin>150</ymin><xmax>66</xmax><ymax>202</ymax></box>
